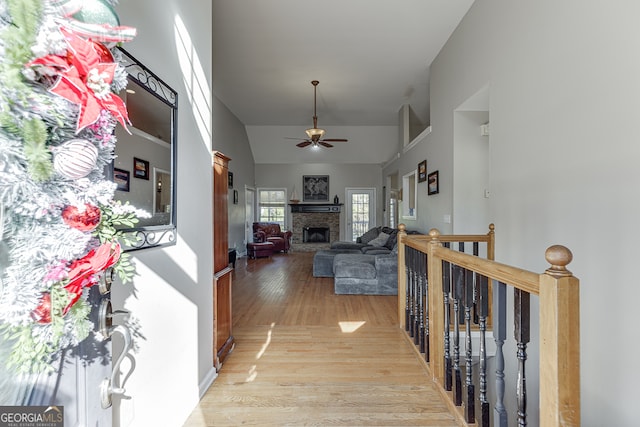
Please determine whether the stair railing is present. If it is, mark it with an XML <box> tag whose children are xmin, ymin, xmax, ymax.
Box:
<box><xmin>397</xmin><ymin>224</ymin><xmax>580</xmax><ymax>427</ymax></box>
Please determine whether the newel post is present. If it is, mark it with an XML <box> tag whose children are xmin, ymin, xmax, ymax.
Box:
<box><xmin>397</xmin><ymin>224</ymin><xmax>407</xmax><ymax>329</ymax></box>
<box><xmin>427</xmin><ymin>228</ymin><xmax>445</xmax><ymax>384</ymax></box>
<box><xmin>539</xmin><ymin>245</ymin><xmax>580</xmax><ymax>427</ymax></box>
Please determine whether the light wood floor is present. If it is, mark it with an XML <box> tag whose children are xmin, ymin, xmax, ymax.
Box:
<box><xmin>183</xmin><ymin>252</ymin><xmax>458</xmax><ymax>426</ymax></box>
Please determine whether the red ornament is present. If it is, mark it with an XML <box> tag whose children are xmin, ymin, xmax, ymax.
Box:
<box><xmin>62</xmin><ymin>204</ymin><xmax>101</xmax><ymax>231</ymax></box>
<box><xmin>32</xmin><ymin>293</ymin><xmax>52</xmax><ymax>324</ymax></box>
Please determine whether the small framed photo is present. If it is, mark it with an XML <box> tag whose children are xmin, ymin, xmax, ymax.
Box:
<box><xmin>228</xmin><ymin>171</ymin><xmax>233</xmax><ymax>188</ymax></box>
<box><xmin>418</xmin><ymin>160</ymin><xmax>427</xmax><ymax>182</ymax></box>
<box><xmin>113</xmin><ymin>168</ymin><xmax>130</xmax><ymax>192</ymax></box>
<box><xmin>303</xmin><ymin>175</ymin><xmax>329</xmax><ymax>202</ymax></box>
<box><xmin>233</xmin><ymin>189</ymin><xmax>238</xmax><ymax>204</ymax></box>
<box><xmin>428</xmin><ymin>170</ymin><xmax>439</xmax><ymax>195</ymax></box>
<box><xmin>133</xmin><ymin>157</ymin><xmax>150</xmax><ymax>180</ymax></box>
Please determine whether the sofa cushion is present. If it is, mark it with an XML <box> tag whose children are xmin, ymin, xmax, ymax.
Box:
<box><xmin>361</xmin><ymin>246</ymin><xmax>391</xmax><ymax>255</ymax></box>
<box><xmin>334</xmin><ymin>259</ymin><xmax>377</xmax><ymax>280</ymax></box>
<box><xmin>359</xmin><ymin>227</ymin><xmax>380</xmax><ymax>244</ymax></box>
<box><xmin>384</xmin><ymin>229</ymin><xmax>399</xmax><ymax>250</ymax></box>
<box><xmin>313</xmin><ymin>249</ymin><xmax>361</xmax><ymax>277</ymax></box>
<box><xmin>368</xmin><ymin>231</ymin><xmax>389</xmax><ymax>247</ymax></box>
<box><xmin>331</xmin><ymin>241</ymin><xmax>367</xmax><ymax>250</ymax></box>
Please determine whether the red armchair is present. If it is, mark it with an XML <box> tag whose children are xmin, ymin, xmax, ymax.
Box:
<box><xmin>253</xmin><ymin>222</ymin><xmax>292</xmax><ymax>253</ymax></box>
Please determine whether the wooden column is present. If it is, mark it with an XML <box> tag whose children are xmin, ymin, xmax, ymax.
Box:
<box><xmin>539</xmin><ymin>245</ymin><xmax>580</xmax><ymax>426</ymax></box>
<box><xmin>212</xmin><ymin>151</ymin><xmax>234</xmax><ymax>370</ymax></box>
<box><xmin>427</xmin><ymin>228</ymin><xmax>444</xmax><ymax>384</ymax></box>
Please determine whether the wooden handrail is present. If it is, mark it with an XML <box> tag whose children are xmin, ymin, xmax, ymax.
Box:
<box><xmin>397</xmin><ymin>224</ymin><xmax>580</xmax><ymax>426</ymax></box>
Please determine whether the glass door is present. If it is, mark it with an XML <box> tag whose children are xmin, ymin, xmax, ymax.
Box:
<box><xmin>345</xmin><ymin>188</ymin><xmax>376</xmax><ymax>241</ymax></box>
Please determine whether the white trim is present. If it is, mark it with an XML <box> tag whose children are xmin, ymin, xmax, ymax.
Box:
<box><xmin>130</xmin><ymin>126</ymin><xmax>171</xmax><ymax>149</ymax></box>
<box><xmin>382</xmin><ymin>152</ymin><xmax>400</xmax><ymax>169</ymax></box>
<box><xmin>402</xmin><ymin>125</ymin><xmax>432</xmax><ymax>154</ymax></box>
<box><xmin>198</xmin><ymin>367</ymin><xmax>218</xmax><ymax>398</ymax></box>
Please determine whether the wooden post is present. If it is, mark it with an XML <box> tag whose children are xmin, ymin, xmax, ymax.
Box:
<box><xmin>539</xmin><ymin>245</ymin><xmax>580</xmax><ymax>427</ymax></box>
<box><xmin>487</xmin><ymin>223</ymin><xmax>495</xmax><ymax>261</ymax></box>
<box><xmin>427</xmin><ymin>228</ymin><xmax>444</xmax><ymax>383</ymax></box>
<box><xmin>397</xmin><ymin>224</ymin><xmax>407</xmax><ymax>329</ymax></box>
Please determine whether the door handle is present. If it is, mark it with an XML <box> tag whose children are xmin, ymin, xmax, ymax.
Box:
<box><xmin>98</xmin><ymin>299</ymin><xmax>133</xmax><ymax>409</ymax></box>
<box><xmin>100</xmin><ymin>324</ymin><xmax>132</xmax><ymax>408</ymax></box>
<box><xmin>98</xmin><ymin>267</ymin><xmax>115</xmax><ymax>295</ymax></box>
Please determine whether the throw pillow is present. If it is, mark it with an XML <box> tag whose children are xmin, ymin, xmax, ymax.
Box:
<box><xmin>359</xmin><ymin>227</ymin><xmax>380</xmax><ymax>244</ymax></box>
<box><xmin>368</xmin><ymin>231</ymin><xmax>389</xmax><ymax>247</ymax></box>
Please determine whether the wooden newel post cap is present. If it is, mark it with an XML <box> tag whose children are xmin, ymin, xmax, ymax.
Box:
<box><xmin>545</xmin><ymin>245</ymin><xmax>573</xmax><ymax>277</ymax></box>
<box><xmin>398</xmin><ymin>224</ymin><xmax>406</xmax><ymax>233</ymax></box>
<box><xmin>428</xmin><ymin>228</ymin><xmax>441</xmax><ymax>240</ymax></box>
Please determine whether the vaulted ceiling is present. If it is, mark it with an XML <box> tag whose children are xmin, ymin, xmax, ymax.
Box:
<box><xmin>212</xmin><ymin>0</ymin><xmax>475</xmax><ymax>164</ymax></box>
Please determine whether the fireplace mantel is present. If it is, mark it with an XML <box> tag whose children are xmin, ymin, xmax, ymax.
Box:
<box><xmin>289</xmin><ymin>203</ymin><xmax>342</xmax><ymax>213</ymax></box>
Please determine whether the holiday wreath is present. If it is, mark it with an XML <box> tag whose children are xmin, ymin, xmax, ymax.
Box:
<box><xmin>0</xmin><ymin>0</ymin><xmax>144</xmax><ymax>373</ymax></box>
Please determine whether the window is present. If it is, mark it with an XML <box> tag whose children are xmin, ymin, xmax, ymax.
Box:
<box><xmin>402</xmin><ymin>170</ymin><xmax>417</xmax><ymax>220</ymax></box>
<box><xmin>388</xmin><ymin>191</ymin><xmax>398</xmax><ymax>229</ymax></box>
<box><xmin>257</xmin><ymin>188</ymin><xmax>287</xmax><ymax>227</ymax></box>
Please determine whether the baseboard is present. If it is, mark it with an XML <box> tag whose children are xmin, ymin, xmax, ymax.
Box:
<box><xmin>198</xmin><ymin>367</ymin><xmax>218</xmax><ymax>398</ymax></box>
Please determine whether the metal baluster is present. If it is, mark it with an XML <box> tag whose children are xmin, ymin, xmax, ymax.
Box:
<box><xmin>412</xmin><ymin>248</ymin><xmax>419</xmax><ymax>341</ymax></box>
<box><xmin>442</xmin><ymin>242</ymin><xmax>452</xmax><ymax>391</ymax></box>
<box><xmin>422</xmin><ymin>251</ymin><xmax>429</xmax><ymax>361</ymax></box>
<box><xmin>408</xmin><ymin>247</ymin><xmax>416</xmax><ymax>337</ymax></box>
<box><xmin>514</xmin><ymin>288</ymin><xmax>530</xmax><ymax>427</ymax></box>
<box><xmin>452</xmin><ymin>264</ymin><xmax>463</xmax><ymax>406</ymax></box>
<box><xmin>464</xmin><ymin>268</ymin><xmax>475</xmax><ymax>423</ymax></box>
<box><xmin>493</xmin><ymin>280</ymin><xmax>507</xmax><ymax>427</ymax></box>
<box><xmin>405</xmin><ymin>247</ymin><xmax>412</xmax><ymax>332</ymax></box>
<box><xmin>478</xmin><ymin>274</ymin><xmax>490</xmax><ymax>426</ymax></box>
<box><xmin>416</xmin><ymin>250</ymin><xmax>423</xmax><ymax>348</ymax></box>
<box><xmin>473</xmin><ymin>242</ymin><xmax>480</xmax><ymax>325</ymax></box>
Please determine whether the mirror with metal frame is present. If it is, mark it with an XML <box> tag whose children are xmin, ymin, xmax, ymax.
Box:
<box><xmin>113</xmin><ymin>47</ymin><xmax>177</xmax><ymax>251</ymax></box>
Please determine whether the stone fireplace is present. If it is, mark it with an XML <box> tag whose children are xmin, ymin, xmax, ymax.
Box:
<box><xmin>290</xmin><ymin>204</ymin><xmax>342</xmax><ymax>251</ymax></box>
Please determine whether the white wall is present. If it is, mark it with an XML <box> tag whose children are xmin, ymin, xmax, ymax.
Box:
<box><xmin>428</xmin><ymin>1</ymin><xmax>640</xmax><ymax>424</ymax></box>
<box><xmin>256</xmin><ymin>163</ymin><xmax>383</xmax><ymax>240</ymax></box>
<box><xmin>453</xmin><ymin>110</ymin><xmax>490</xmax><ymax>234</ymax></box>
<box><xmin>113</xmin><ymin>2</ymin><xmax>215</xmax><ymax>426</ymax></box>
<box><xmin>212</xmin><ymin>94</ymin><xmax>256</xmax><ymax>252</ymax></box>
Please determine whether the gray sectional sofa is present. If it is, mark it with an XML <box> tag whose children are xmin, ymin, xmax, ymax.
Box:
<box><xmin>312</xmin><ymin>226</ymin><xmax>420</xmax><ymax>295</ymax></box>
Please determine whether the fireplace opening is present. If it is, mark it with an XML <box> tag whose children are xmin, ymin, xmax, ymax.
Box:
<box><xmin>303</xmin><ymin>226</ymin><xmax>330</xmax><ymax>243</ymax></box>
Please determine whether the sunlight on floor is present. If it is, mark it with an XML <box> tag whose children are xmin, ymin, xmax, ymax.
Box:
<box><xmin>245</xmin><ymin>322</ymin><xmax>276</xmax><ymax>383</ymax></box>
<box><xmin>338</xmin><ymin>321</ymin><xmax>366</xmax><ymax>333</ymax></box>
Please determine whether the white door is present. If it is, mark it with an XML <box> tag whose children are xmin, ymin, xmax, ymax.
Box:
<box><xmin>345</xmin><ymin>188</ymin><xmax>376</xmax><ymax>241</ymax></box>
<box><xmin>245</xmin><ymin>187</ymin><xmax>256</xmax><ymax>252</ymax></box>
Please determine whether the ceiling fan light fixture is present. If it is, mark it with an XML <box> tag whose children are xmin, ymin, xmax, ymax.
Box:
<box><xmin>305</xmin><ymin>127</ymin><xmax>325</xmax><ymax>139</ymax></box>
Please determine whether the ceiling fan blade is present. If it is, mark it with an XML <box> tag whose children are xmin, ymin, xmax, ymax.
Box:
<box><xmin>321</xmin><ymin>138</ymin><xmax>348</xmax><ymax>142</ymax></box>
<box><xmin>296</xmin><ymin>141</ymin><xmax>312</xmax><ymax>148</ymax></box>
<box><xmin>318</xmin><ymin>141</ymin><xmax>334</xmax><ymax>148</ymax></box>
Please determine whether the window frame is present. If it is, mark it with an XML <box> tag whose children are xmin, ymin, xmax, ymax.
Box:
<box><xmin>256</xmin><ymin>187</ymin><xmax>288</xmax><ymax>228</ymax></box>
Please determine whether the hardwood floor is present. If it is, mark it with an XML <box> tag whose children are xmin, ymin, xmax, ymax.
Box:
<box><xmin>183</xmin><ymin>252</ymin><xmax>458</xmax><ymax>426</ymax></box>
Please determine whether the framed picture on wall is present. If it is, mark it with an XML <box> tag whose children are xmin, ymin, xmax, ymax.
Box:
<box><xmin>233</xmin><ymin>189</ymin><xmax>238</xmax><ymax>204</ymax></box>
<box><xmin>303</xmin><ymin>175</ymin><xmax>329</xmax><ymax>202</ymax></box>
<box><xmin>428</xmin><ymin>171</ymin><xmax>439</xmax><ymax>195</ymax></box>
<box><xmin>113</xmin><ymin>168</ymin><xmax>130</xmax><ymax>192</ymax></box>
<box><xmin>228</xmin><ymin>171</ymin><xmax>233</xmax><ymax>188</ymax></box>
<box><xmin>133</xmin><ymin>157</ymin><xmax>149</xmax><ymax>180</ymax></box>
<box><xmin>418</xmin><ymin>160</ymin><xmax>427</xmax><ymax>182</ymax></box>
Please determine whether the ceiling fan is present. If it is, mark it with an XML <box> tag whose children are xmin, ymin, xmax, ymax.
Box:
<box><xmin>289</xmin><ymin>80</ymin><xmax>348</xmax><ymax>148</ymax></box>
